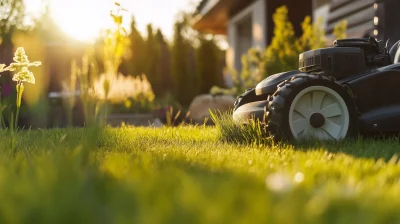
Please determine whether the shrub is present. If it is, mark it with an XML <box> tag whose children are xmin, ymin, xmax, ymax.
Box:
<box><xmin>228</xmin><ymin>6</ymin><xmax>348</xmax><ymax>95</ymax></box>
<box><xmin>333</xmin><ymin>20</ymin><xmax>348</xmax><ymax>40</ymax></box>
<box><xmin>90</xmin><ymin>73</ymin><xmax>155</xmax><ymax>113</ymax></box>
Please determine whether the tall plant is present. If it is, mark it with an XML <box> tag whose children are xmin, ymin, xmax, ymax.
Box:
<box><xmin>103</xmin><ymin>2</ymin><xmax>128</xmax><ymax>75</ymax></box>
<box><xmin>0</xmin><ymin>47</ymin><xmax>41</xmax><ymax>130</ymax></box>
<box><xmin>71</xmin><ymin>2</ymin><xmax>129</xmax><ymax>126</ymax></box>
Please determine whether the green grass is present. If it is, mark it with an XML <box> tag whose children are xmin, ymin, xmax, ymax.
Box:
<box><xmin>2</xmin><ymin>125</ymin><xmax>400</xmax><ymax>223</ymax></box>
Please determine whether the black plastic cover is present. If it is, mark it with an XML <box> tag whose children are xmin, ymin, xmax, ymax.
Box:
<box><xmin>299</xmin><ymin>47</ymin><xmax>367</xmax><ymax>79</ymax></box>
<box><xmin>255</xmin><ymin>70</ymin><xmax>302</xmax><ymax>95</ymax></box>
<box><xmin>359</xmin><ymin>105</ymin><xmax>400</xmax><ymax>132</ymax></box>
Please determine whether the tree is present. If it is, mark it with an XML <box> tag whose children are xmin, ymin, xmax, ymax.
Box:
<box><xmin>155</xmin><ymin>29</ymin><xmax>172</xmax><ymax>96</ymax></box>
<box><xmin>144</xmin><ymin>24</ymin><xmax>162</xmax><ymax>96</ymax></box>
<box><xmin>196</xmin><ymin>35</ymin><xmax>224</xmax><ymax>94</ymax></box>
<box><xmin>171</xmin><ymin>19</ymin><xmax>196</xmax><ymax>106</ymax></box>
<box><xmin>126</xmin><ymin>16</ymin><xmax>146</xmax><ymax>76</ymax></box>
<box><xmin>0</xmin><ymin>0</ymin><xmax>24</xmax><ymax>41</ymax></box>
<box><xmin>0</xmin><ymin>0</ymin><xmax>25</xmax><ymax>73</ymax></box>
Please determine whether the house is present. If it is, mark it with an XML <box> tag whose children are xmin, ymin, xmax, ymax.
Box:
<box><xmin>193</xmin><ymin>0</ymin><xmax>400</xmax><ymax>76</ymax></box>
<box><xmin>193</xmin><ymin>0</ymin><xmax>313</xmax><ymax>73</ymax></box>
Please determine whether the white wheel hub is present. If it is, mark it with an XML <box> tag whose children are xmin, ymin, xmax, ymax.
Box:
<box><xmin>288</xmin><ymin>86</ymin><xmax>349</xmax><ymax>140</ymax></box>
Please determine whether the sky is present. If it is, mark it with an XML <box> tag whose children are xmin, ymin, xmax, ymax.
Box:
<box><xmin>25</xmin><ymin>0</ymin><xmax>200</xmax><ymax>42</ymax></box>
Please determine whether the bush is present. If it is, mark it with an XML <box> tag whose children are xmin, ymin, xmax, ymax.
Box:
<box><xmin>228</xmin><ymin>6</ymin><xmax>348</xmax><ymax>95</ymax></box>
<box><xmin>90</xmin><ymin>74</ymin><xmax>155</xmax><ymax>114</ymax></box>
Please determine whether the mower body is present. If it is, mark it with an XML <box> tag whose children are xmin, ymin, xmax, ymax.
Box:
<box><xmin>233</xmin><ymin>38</ymin><xmax>400</xmax><ymax>136</ymax></box>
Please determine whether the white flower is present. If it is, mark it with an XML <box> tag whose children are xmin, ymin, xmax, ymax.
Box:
<box><xmin>13</xmin><ymin>47</ymin><xmax>29</xmax><ymax>63</ymax></box>
<box><xmin>12</xmin><ymin>67</ymin><xmax>35</xmax><ymax>84</ymax></box>
<box><xmin>4</xmin><ymin>47</ymin><xmax>41</xmax><ymax>84</ymax></box>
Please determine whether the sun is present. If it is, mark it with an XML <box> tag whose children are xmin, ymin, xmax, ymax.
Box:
<box><xmin>49</xmin><ymin>0</ymin><xmax>113</xmax><ymax>42</ymax></box>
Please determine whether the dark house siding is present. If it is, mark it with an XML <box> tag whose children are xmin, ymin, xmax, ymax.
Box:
<box><xmin>326</xmin><ymin>0</ymin><xmax>375</xmax><ymax>37</ymax></box>
<box><xmin>326</xmin><ymin>0</ymin><xmax>400</xmax><ymax>42</ymax></box>
<box><xmin>375</xmin><ymin>0</ymin><xmax>400</xmax><ymax>42</ymax></box>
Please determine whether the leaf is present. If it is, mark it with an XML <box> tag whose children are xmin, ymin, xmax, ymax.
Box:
<box><xmin>4</xmin><ymin>63</ymin><xmax>21</xmax><ymax>72</ymax></box>
<box><xmin>111</xmin><ymin>15</ymin><xmax>122</xmax><ymax>25</ymax></box>
<box><xmin>12</xmin><ymin>67</ymin><xmax>35</xmax><ymax>84</ymax></box>
<box><xmin>13</xmin><ymin>47</ymin><xmax>29</xmax><ymax>63</ymax></box>
<box><xmin>30</xmin><ymin>61</ymin><xmax>42</xmax><ymax>67</ymax></box>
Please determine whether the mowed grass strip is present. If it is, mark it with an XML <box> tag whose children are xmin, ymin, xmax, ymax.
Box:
<box><xmin>1</xmin><ymin>127</ymin><xmax>400</xmax><ymax>223</ymax></box>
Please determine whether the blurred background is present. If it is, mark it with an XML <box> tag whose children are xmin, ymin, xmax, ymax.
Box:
<box><xmin>0</xmin><ymin>0</ymin><xmax>399</xmax><ymax>128</ymax></box>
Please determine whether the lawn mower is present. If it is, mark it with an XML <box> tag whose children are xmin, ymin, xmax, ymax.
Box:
<box><xmin>233</xmin><ymin>37</ymin><xmax>400</xmax><ymax>141</ymax></box>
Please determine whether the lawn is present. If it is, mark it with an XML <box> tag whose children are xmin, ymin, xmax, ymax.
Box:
<box><xmin>1</xmin><ymin>126</ymin><xmax>400</xmax><ymax>223</ymax></box>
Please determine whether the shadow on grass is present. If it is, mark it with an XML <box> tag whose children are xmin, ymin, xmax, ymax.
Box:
<box><xmin>211</xmin><ymin>111</ymin><xmax>400</xmax><ymax>161</ymax></box>
<box><xmin>292</xmin><ymin>134</ymin><xmax>400</xmax><ymax>162</ymax></box>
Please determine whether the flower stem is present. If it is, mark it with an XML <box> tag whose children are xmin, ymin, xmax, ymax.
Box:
<box><xmin>15</xmin><ymin>82</ymin><xmax>24</xmax><ymax>130</ymax></box>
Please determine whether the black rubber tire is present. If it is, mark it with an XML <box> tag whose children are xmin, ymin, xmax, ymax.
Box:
<box><xmin>265</xmin><ymin>74</ymin><xmax>359</xmax><ymax>141</ymax></box>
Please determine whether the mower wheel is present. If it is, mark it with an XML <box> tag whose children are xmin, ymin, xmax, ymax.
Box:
<box><xmin>265</xmin><ymin>74</ymin><xmax>358</xmax><ymax>141</ymax></box>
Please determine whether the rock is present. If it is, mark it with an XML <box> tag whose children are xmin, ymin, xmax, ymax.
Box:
<box><xmin>152</xmin><ymin>118</ymin><xmax>164</xmax><ymax>127</ymax></box>
<box><xmin>188</xmin><ymin>94</ymin><xmax>236</xmax><ymax>124</ymax></box>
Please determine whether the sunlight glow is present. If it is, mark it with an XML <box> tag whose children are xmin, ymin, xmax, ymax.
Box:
<box><xmin>50</xmin><ymin>0</ymin><xmax>114</xmax><ymax>42</ymax></box>
<box><xmin>25</xmin><ymin>0</ymin><xmax>198</xmax><ymax>42</ymax></box>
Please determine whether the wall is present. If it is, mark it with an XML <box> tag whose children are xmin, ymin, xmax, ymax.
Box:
<box><xmin>226</xmin><ymin>0</ymin><xmax>267</xmax><ymax>77</ymax></box>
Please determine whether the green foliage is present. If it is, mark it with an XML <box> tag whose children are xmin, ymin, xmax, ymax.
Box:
<box><xmin>297</xmin><ymin>16</ymin><xmax>326</xmax><ymax>52</ymax></box>
<box><xmin>73</xmin><ymin>55</ymin><xmax>100</xmax><ymax>126</ymax></box>
<box><xmin>0</xmin><ymin>0</ymin><xmax>25</xmax><ymax>38</ymax></box>
<box><xmin>154</xmin><ymin>29</ymin><xmax>173</xmax><ymax>96</ymax></box>
<box><xmin>232</xmin><ymin>6</ymin><xmax>349</xmax><ymax>93</ymax></box>
<box><xmin>144</xmin><ymin>24</ymin><xmax>159</xmax><ymax>88</ymax></box>
<box><xmin>144</xmin><ymin>26</ymin><xmax>173</xmax><ymax>97</ymax></box>
<box><xmin>195</xmin><ymin>35</ymin><xmax>224</xmax><ymax>94</ymax></box>
<box><xmin>126</xmin><ymin>16</ymin><xmax>146</xmax><ymax>77</ymax></box>
<box><xmin>103</xmin><ymin>2</ymin><xmax>128</xmax><ymax>74</ymax></box>
<box><xmin>171</xmin><ymin>18</ymin><xmax>197</xmax><ymax>107</ymax></box>
<box><xmin>93</xmin><ymin>74</ymin><xmax>155</xmax><ymax>114</ymax></box>
<box><xmin>171</xmin><ymin>12</ymin><xmax>225</xmax><ymax>106</ymax></box>
<box><xmin>123</xmin><ymin>11</ymin><xmax>224</xmax><ymax>105</ymax></box>
<box><xmin>333</xmin><ymin>20</ymin><xmax>348</xmax><ymax>40</ymax></box>
<box><xmin>124</xmin><ymin>21</ymin><xmax>172</xmax><ymax>98</ymax></box>
<box><xmin>265</xmin><ymin>6</ymin><xmax>298</xmax><ymax>76</ymax></box>
<box><xmin>0</xmin><ymin>0</ymin><xmax>26</xmax><ymax>90</ymax></box>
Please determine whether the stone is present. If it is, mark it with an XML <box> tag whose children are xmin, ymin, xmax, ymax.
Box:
<box><xmin>152</xmin><ymin>118</ymin><xmax>164</xmax><ymax>127</ymax></box>
<box><xmin>188</xmin><ymin>94</ymin><xmax>236</xmax><ymax>124</ymax></box>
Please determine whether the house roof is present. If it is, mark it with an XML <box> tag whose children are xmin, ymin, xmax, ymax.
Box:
<box><xmin>192</xmin><ymin>0</ymin><xmax>255</xmax><ymax>35</ymax></box>
<box><xmin>192</xmin><ymin>0</ymin><xmax>230</xmax><ymax>35</ymax></box>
